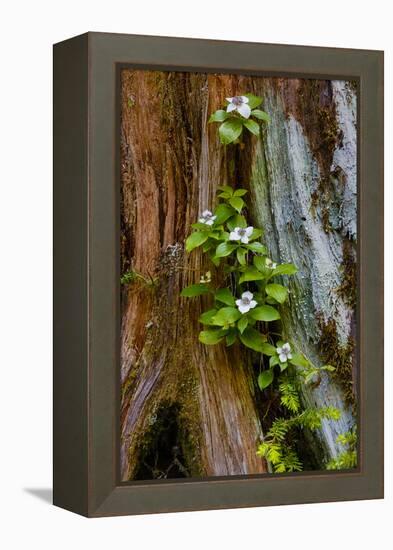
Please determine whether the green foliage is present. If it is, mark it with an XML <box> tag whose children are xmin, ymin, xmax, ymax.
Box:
<box><xmin>181</xmin><ymin>283</ymin><xmax>210</xmax><ymax>297</ymax></box>
<box><xmin>180</xmin><ymin>92</ymin><xmax>346</xmax><ymax>475</ymax></box>
<box><xmin>327</xmin><ymin>429</ymin><xmax>358</xmax><ymax>470</ymax></box>
<box><xmin>120</xmin><ymin>270</ymin><xmax>136</xmax><ymax>285</ymax></box>
<box><xmin>265</xmin><ymin>283</ymin><xmax>288</xmax><ymax>304</ymax></box>
<box><xmin>257</xmin><ymin>375</ymin><xmax>342</xmax><ymax>473</ymax></box>
<box><xmin>258</xmin><ymin>370</ymin><xmax>274</xmax><ymax>390</ymax></box>
<box><xmin>209</xmin><ymin>93</ymin><xmax>270</xmax><ymax>144</ymax></box>
<box><xmin>185</xmin><ymin>231</ymin><xmax>209</xmax><ymax>252</ymax></box>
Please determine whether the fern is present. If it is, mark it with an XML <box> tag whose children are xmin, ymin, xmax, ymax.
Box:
<box><xmin>258</xmin><ymin>377</ymin><xmax>342</xmax><ymax>473</ymax></box>
<box><xmin>327</xmin><ymin>429</ymin><xmax>358</xmax><ymax>470</ymax></box>
<box><xmin>279</xmin><ymin>381</ymin><xmax>300</xmax><ymax>413</ymax></box>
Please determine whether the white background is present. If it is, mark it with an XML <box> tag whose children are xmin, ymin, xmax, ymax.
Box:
<box><xmin>0</xmin><ymin>1</ymin><xmax>390</xmax><ymax>548</ymax></box>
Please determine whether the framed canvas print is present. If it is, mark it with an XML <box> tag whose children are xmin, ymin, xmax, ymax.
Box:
<box><xmin>53</xmin><ymin>33</ymin><xmax>383</xmax><ymax>517</ymax></box>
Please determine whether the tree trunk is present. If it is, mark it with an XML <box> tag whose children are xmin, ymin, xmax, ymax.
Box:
<box><xmin>246</xmin><ymin>78</ymin><xmax>357</xmax><ymax>463</ymax></box>
<box><xmin>120</xmin><ymin>70</ymin><xmax>267</xmax><ymax>480</ymax></box>
<box><xmin>120</xmin><ymin>70</ymin><xmax>357</xmax><ymax>479</ymax></box>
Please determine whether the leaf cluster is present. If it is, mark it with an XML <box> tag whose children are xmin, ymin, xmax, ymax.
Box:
<box><xmin>209</xmin><ymin>94</ymin><xmax>270</xmax><ymax>145</ymax></box>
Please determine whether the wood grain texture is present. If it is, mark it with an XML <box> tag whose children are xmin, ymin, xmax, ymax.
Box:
<box><xmin>120</xmin><ymin>70</ymin><xmax>357</xmax><ymax>480</ymax></box>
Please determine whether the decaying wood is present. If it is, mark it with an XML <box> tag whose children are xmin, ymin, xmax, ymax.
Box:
<box><xmin>120</xmin><ymin>70</ymin><xmax>357</xmax><ymax>480</ymax></box>
<box><xmin>120</xmin><ymin>71</ymin><xmax>267</xmax><ymax>480</ymax></box>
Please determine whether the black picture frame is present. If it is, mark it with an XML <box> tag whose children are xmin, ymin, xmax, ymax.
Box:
<box><xmin>53</xmin><ymin>32</ymin><xmax>384</xmax><ymax>517</ymax></box>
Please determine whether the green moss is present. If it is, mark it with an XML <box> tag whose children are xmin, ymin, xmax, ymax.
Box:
<box><xmin>337</xmin><ymin>239</ymin><xmax>357</xmax><ymax>308</ymax></box>
<box><xmin>317</xmin><ymin>316</ymin><xmax>355</xmax><ymax>407</ymax></box>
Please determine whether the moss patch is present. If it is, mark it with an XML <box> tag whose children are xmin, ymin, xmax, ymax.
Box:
<box><xmin>317</xmin><ymin>316</ymin><xmax>355</xmax><ymax>406</ymax></box>
<box><xmin>337</xmin><ymin>238</ymin><xmax>357</xmax><ymax>308</ymax></box>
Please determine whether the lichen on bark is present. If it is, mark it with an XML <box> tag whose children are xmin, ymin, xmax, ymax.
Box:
<box><xmin>120</xmin><ymin>70</ymin><xmax>358</xmax><ymax>477</ymax></box>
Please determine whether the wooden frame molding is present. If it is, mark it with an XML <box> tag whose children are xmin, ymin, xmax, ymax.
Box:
<box><xmin>53</xmin><ymin>32</ymin><xmax>384</xmax><ymax>517</ymax></box>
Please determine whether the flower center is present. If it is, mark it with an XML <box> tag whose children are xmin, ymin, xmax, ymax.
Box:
<box><xmin>232</xmin><ymin>96</ymin><xmax>243</xmax><ymax>106</ymax></box>
<box><xmin>242</xmin><ymin>297</ymin><xmax>250</xmax><ymax>305</ymax></box>
<box><xmin>238</xmin><ymin>228</ymin><xmax>246</xmax><ymax>236</ymax></box>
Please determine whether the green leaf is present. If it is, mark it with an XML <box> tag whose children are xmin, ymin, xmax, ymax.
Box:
<box><xmin>289</xmin><ymin>353</ymin><xmax>309</xmax><ymax>368</ymax></box>
<box><xmin>202</xmin><ymin>239</ymin><xmax>214</xmax><ymax>252</ymax></box>
<box><xmin>186</xmin><ymin>231</ymin><xmax>209</xmax><ymax>252</ymax></box>
<box><xmin>209</xmin><ymin>110</ymin><xmax>229</xmax><ymax>123</ymax></box>
<box><xmin>191</xmin><ymin>222</ymin><xmax>212</xmax><ymax>231</ymax></box>
<box><xmin>279</xmin><ymin>362</ymin><xmax>288</xmax><ymax>372</ymax></box>
<box><xmin>219</xmin><ymin>118</ymin><xmax>243</xmax><ymax>144</ymax></box>
<box><xmin>236</xmin><ymin>247</ymin><xmax>248</xmax><ymax>266</ymax></box>
<box><xmin>237</xmin><ymin>316</ymin><xmax>249</xmax><ymax>334</ymax></box>
<box><xmin>199</xmin><ymin>329</ymin><xmax>227</xmax><ymax>345</ymax></box>
<box><xmin>226</xmin><ymin>330</ymin><xmax>237</xmax><ymax>346</ymax></box>
<box><xmin>239</xmin><ymin>267</ymin><xmax>265</xmax><ymax>284</ymax></box>
<box><xmin>227</xmin><ymin>214</ymin><xmax>247</xmax><ymax>230</ymax></box>
<box><xmin>233</xmin><ymin>189</ymin><xmax>248</xmax><ymax>197</ymax></box>
<box><xmin>199</xmin><ymin>309</ymin><xmax>218</xmax><ymax>325</ymax></box>
<box><xmin>211</xmin><ymin>307</ymin><xmax>241</xmax><ymax>326</ymax></box>
<box><xmin>208</xmin><ymin>251</ymin><xmax>221</xmax><ymax>267</ymax></box>
<box><xmin>261</xmin><ymin>343</ymin><xmax>278</xmax><ymax>356</ymax></box>
<box><xmin>246</xmin><ymin>242</ymin><xmax>267</xmax><ymax>254</ymax></box>
<box><xmin>251</xmin><ymin>109</ymin><xmax>270</xmax><ymax>122</ymax></box>
<box><xmin>215</xmin><ymin>288</ymin><xmax>235</xmax><ymax>307</ymax></box>
<box><xmin>272</xmin><ymin>263</ymin><xmax>298</xmax><ymax>276</ymax></box>
<box><xmin>243</xmin><ymin>119</ymin><xmax>260</xmax><ymax>136</ymax></box>
<box><xmin>228</xmin><ymin>196</ymin><xmax>244</xmax><ymax>213</ymax></box>
<box><xmin>217</xmin><ymin>185</ymin><xmax>234</xmax><ymax>195</ymax></box>
<box><xmin>249</xmin><ymin>305</ymin><xmax>281</xmax><ymax>322</ymax></box>
<box><xmin>253</xmin><ymin>255</ymin><xmax>270</xmax><ymax>275</ymax></box>
<box><xmin>214</xmin><ymin>203</ymin><xmax>235</xmax><ymax>224</ymax></box>
<box><xmin>181</xmin><ymin>283</ymin><xmax>210</xmax><ymax>297</ymax></box>
<box><xmin>265</xmin><ymin>283</ymin><xmax>288</xmax><ymax>304</ymax></box>
<box><xmin>239</xmin><ymin>326</ymin><xmax>266</xmax><ymax>352</ymax></box>
<box><xmin>215</xmin><ymin>242</ymin><xmax>238</xmax><ymax>258</ymax></box>
<box><xmin>269</xmin><ymin>355</ymin><xmax>279</xmax><ymax>368</ymax></box>
<box><xmin>249</xmin><ymin>228</ymin><xmax>263</xmax><ymax>241</ymax></box>
<box><xmin>244</xmin><ymin>93</ymin><xmax>263</xmax><ymax>109</ymax></box>
<box><xmin>258</xmin><ymin>370</ymin><xmax>274</xmax><ymax>390</ymax></box>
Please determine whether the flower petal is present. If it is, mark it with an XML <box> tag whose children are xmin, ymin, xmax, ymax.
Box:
<box><xmin>198</xmin><ymin>218</ymin><xmax>206</xmax><ymax>224</ymax></box>
<box><xmin>229</xmin><ymin>231</ymin><xmax>240</xmax><ymax>241</ymax></box>
<box><xmin>202</xmin><ymin>210</ymin><xmax>211</xmax><ymax>217</ymax></box>
<box><xmin>282</xmin><ymin>343</ymin><xmax>291</xmax><ymax>352</ymax></box>
<box><xmin>279</xmin><ymin>353</ymin><xmax>287</xmax><ymax>363</ymax></box>
<box><xmin>238</xmin><ymin>304</ymin><xmax>250</xmax><ymax>314</ymax></box>
<box><xmin>276</xmin><ymin>347</ymin><xmax>282</xmax><ymax>354</ymax></box>
<box><xmin>240</xmin><ymin>236</ymin><xmax>249</xmax><ymax>244</ymax></box>
<box><xmin>249</xmin><ymin>300</ymin><xmax>257</xmax><ymax>309</ymax></box>
<box><xmin>206</xmin><ymin>219</ymin><xmax>214</xmax><ymax>225</ymax></box>
<box><xmin>287</xmin><ymin>353</ymin><xmax>293</xmax><ymax>360</ymax></box>
<box><xmin>242</xmin><ymin>291</ymin><xmax>253</xmax><ymax>300</ymax></box>
<box><xmin>226</xmin><ymin>97</ymin><xmax>234</xmax><ymax>103</ymax></box>
<box><xmin>227</xmin><ymin>103</ymin><xmax>236</xmax><ymax>113</ymax></box>
<box><xmin>245</xmin><ymin>226</ymin><xmax>254</xmax><ymax>236</ymax></box>
<box><xmin>240</xmin><ymin>96</ymin><xmax>249</xmax><ymax>103</ymax></box>
<box><xmin>235</xmin><ymin>299</ymin><xmax>242</xmax><ymax>307</ymax></box>
<box><xmin>237</xmin><ymin>103</ymin><xmax>251</xmax><ymax>119</ymax></box>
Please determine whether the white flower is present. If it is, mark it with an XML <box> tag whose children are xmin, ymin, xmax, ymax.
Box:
<box><xmin>276</xmin><ymin>342</ymin><xmax>292</xmax><ymax>363</ymax></box>
<box><xmin>226</xmin><ymin>96</ymin><xmax>251</xmax><ymax>119</ymax></box>
<box><xmin>236</xmin><ymin>291</ymin><xmax>257</xmax><ymax>314</ymax></box>
<box><xmin>198</xmin><ymin>209</ymin><xmax>216</xmax><ymax>226</ymax></box>
<box><xmin>229</xmin><ymin>226</ymin><xmax>254</xmax><ymax>244</ymax></box>
<box><xmin>265</xmin><ymin>258</ymin><xmax>277</xmax><ymax>269</ymax></box>
<box><xmin>199</xmin><ymin>271</ymin><xmax>212</xmax><ymax>284</ymax></box>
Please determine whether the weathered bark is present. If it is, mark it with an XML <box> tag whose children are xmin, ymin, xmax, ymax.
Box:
<box><xmin>246</xmin><ymin>78</ymin><xmax>357</xmax><ymax>463</ymax></box>
<box><xmin>120</xmin><ymin>70</ymin><xmax>267</xmax><ymax>480</ymax></box>
<box><xmin>120</xmin><ymin>70</ymin><xmax>357</xmax><ymax>479</ymax></box>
